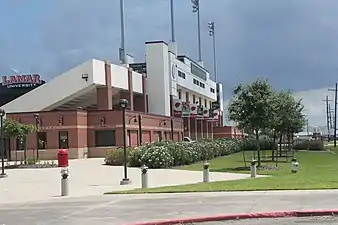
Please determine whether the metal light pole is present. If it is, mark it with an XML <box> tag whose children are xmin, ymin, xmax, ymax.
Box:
<box><xmin>170</xmin><ymin>118</ymin><xmax>174</xmax><ymax>140</ymax></box>
<box><xmin>170</xmin><ymin>0</ymin><xmax>176</xmax><ymax>42</ymax></box>
<box><xmin>138</xmin><ymin>114</ymin><xmax>142</xmax><ymax>145</ymax></box>
<box><xmin>192</xmin><ymin>0</ymin><xmax>202</xmax><ymax>63</ymax></box>
<box><xmin>119</xmin><ymin>0</ymin><xmax>126</xmax><ymax>64</ymax></box>
<box><xmin>208</xmin><ymin>21</ymin><xmax>217</xmax><ymax>82</ymax></box>
<box><xmin>0</xmin><ymin>109</ymin><xmax>7</xmax><ymax>178</ymax></box>
<box><xmin>34</xmin><ymin>113</ymin><xmax>40</xmax><ymax>161</ymax></box>
<box><xmin>119</xmin><ymin>99</ymin><xmax>131</xmax><ymax>185</ymax></box>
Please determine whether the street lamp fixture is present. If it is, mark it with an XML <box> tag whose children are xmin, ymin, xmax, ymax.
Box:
<box><xmin>128</xmin><ymin>115</ymin><xmax>143</xmax><ymax>146</ymax></box>
<box><xmin>208</xmin><ymin>21</ymin><xmax>214</xmax><ymax>36</ymax></box>
<box><xmin>191</xmin><ymin>0</ymin><xmax>199</xmax><ymax>12</ymax></box>
<box><xmin>159</xmin><ymin>120</ymin><xmax>167</xmax><ymax>126</ymax></box>
<box><xmin>0</xmin><ymin>108</ymin><xmax>7</xmax><ymax>178</ymax></box>
<box><xmin>119</xmin><ymin>99</ymin><xmax>131</xmax><ymax>185</ymax></box>
<box><xmin>34</xmin><ymin>113</ymin><xmax>40</xmax><ymax>161</ymax></box>
<box><xmin>128</xmin><ymin>116</ymin><xmax>138</xmax><ymax>124</ymax></box>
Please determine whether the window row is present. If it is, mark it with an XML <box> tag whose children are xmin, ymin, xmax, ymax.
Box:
<box><xmin>177</xmin><ymin>90</ymin><xmax>211</xmax><ymax>108</ymax></box>
<box><xmin>193</xmin><ymin>78</ymin><xmax>205</xmax><ymax>89</ymax></box>
<box><xmin>16</xmin><ymin>131</ymin><xmax>69</xmax><ymax>150</ymax></box>
<box><xmin>178</xmin><ymin>70</ymin><xmax>186</xmax><ymax>79</ymax></box>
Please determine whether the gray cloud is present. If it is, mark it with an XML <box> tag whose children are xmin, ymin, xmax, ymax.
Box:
<box><xmin>2</xmin><ymin>0</ymin><xmax>338</xmax><ymax>109</ymax></box>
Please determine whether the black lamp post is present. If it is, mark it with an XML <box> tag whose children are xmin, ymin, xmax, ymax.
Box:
<box><xmin>170</xmin><ymin>119</ymin><xmax>174</xmax><ymax>140</ymax></box>
<box><xmin>34</xmin><ymin>113</ymin><xmax>40</xmax><ymax>161</ymax></box>
<box><xmin>0</xmin><ymin>109</ymin><xmax>7</xmax><ymax>178</ymax></box>
<box><xmin>119</xmin><ymin>99</ymin><xmax>131</xmax><ymax>185</ymax></box>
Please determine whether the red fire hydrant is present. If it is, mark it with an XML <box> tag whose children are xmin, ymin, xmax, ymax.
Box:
<box><xmin>58</xmin><ymin>149</ymin><xmax>69</xmax><ymax>167</ymax></box>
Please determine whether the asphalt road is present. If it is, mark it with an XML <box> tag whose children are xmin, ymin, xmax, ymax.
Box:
<box><xmin>1</xmin><ymin>190</ymin><xmax>338</xmax><ymax>225</ymax></box>
<box><xmin>202</xmin><ymin>216</ymin><xmax>338</xmax><ymax>224</ymax></box>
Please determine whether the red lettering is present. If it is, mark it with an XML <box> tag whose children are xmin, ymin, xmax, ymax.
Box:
<box><xmin>1</xmin><ymin>74</ymin><xmax>41</xmax><ymax>86</ymax></box>
<box><xmin>2</xmin><ymin>76</ymin><xmax>8</xmax><ymax>85</ymax></box>
<box><xmin>10</xmin><ymin>76</ymin><xmax>16</xmax><ymax>84</ymax></box>
<box><xmin>15</xmin><ymin>75</ymin><xmax>23</xmax><ymax>83</ymax></box>
<box><xmin>26</xmin><ymin>75</ymin><xmax>33</xmax><ymax>83</ymax></box>
<box><xmin>32</xmin><ymin>74</ymin><xmax>40</xmax><ymax>84</ymax></box>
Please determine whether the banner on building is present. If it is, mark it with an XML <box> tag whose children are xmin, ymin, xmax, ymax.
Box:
<box><xmin>196</xmin><ymin>105</ymin><xmax>204</xmax><ymax>119</ymax></box>
<box><xmin>182</xmin><ymin>102</ymin><xmax>191</xmax><ymax>117</ymax></box>
<box><xmin>208</xmin><ymin>109</ymin><xmax>219</xmax><ymax>121</ymax></box>
<box><xmin>190</xmin><ymin>103</ymin><xmax>198</xmax><ymax>118</ymax></box>
<box><xmin>211</xmin><ymin>101</ymin><xmax>220</xmax><ymax>110</ymax></box>
<box><xmin>203</xmin><ymin>107</ymin><xmax>209</xmax><ymax>119</ymax></box>
<box><xmin>173</xmin><ymin>99</ymin><xmax>182</xmax><ymax>117</ymax></box>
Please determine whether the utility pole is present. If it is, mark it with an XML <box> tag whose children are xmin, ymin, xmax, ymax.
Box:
<box><xmin>323</xmin><ymin>96</ymin><xmax>332</xmax><ymax>141</ymax></box>
<box><xmin>329</xmin><ymin>104</ymin><xmax>333</xmax><ymax>129</ymax></box>
<box><xmin>328</xmin><ymin>83</ymin><xmax>338</xmax><ymax>147</ymax></box>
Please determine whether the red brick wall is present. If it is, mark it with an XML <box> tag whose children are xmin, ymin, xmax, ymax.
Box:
<box><xmin>6</xmin><ymin>109</ymin><xmax>184</xmax><ymax>159</ymax></box>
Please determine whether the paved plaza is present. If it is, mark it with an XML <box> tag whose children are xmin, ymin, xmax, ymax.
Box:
<box><xmin>0</xmin><ymin>158</ymin><xmax>262</xmax><ymax>204</ymax></box>
<box><xmin>0</xmin><ymin>190</ymin><xmax>338</xmax><ymax>225</ymax></box>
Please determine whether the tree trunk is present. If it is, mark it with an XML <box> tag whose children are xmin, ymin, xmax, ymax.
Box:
<box><xmin>279</xmin><ymin>134</ymin><xmax>283</xmax><ymax>157</ymax></box>
<box><xmin>255</xmin><ymin>130</ymin><xmax>261</xmax><ymax>167</ymax></box>
<box><xmin>287</xmin><ymin>128</ymin><xmax>291</xmax><ymax>152</ymax></box>
<box><xmin>272</xmin><ymin>130</ymin><xmax>277</xmax><ymax>161</ymax></box>
<box><xmin>15</xmin><ymin>137</ymin><xmax>17</xmax><ymax>165</ymax></box>
<box><xmin>24</xmin><ymin>136</ymin><xmax>27</xmax><ymax>164</ymax></box>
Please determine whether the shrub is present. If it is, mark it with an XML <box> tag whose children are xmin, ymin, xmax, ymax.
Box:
<box><xmin>293</xmin><ymin>140</ymin><xmax>309</xmax><ymax>150</ymax></box>
<box><xmin>293</xmin><ymin>140</ymin><xmax>324</xmax><ymax>150</ymax></box>
<box><xmin>309</xmin><ymin>140</ymin><xmax>324</xmax><ymax>150</ymax></box>
<box><xmin>104</xmin><ymin>147</ymin><xmax>130</xmax><ymax>166</ymax></box>
<box><xmin>126</xmin><ymin>138</ymin><xmax>242</xmax><ymax>169</ymax></box>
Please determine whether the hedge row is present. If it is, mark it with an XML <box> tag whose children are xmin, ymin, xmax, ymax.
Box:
<box><xmin>104</xmin><ymin>138</ymin><xmax>242</xmax><ymax>168</ymax></box>
<box><xmin>104</xmin><ymin>138</ymin><xmax>324</xmax><ymax>169</ymax></box>
<box><xmin>293</xmin><ymin>140</ymin><xmax>324</xmax><ymax>151</ymax></box>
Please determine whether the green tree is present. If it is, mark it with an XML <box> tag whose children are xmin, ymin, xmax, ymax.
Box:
<box><xmin>3</xmin><ymin>118</ymin><xmax>35</xmax><ymax>163</ymax></box>
<box><xmin>228</xmin><ymin>79</ymin><xmax>275</xmax><ymax>166</ymax></box>
<box><xmin>271</xmin><ymin>90</ymin><xmax>306</xmax><ymax>157</ymax></box>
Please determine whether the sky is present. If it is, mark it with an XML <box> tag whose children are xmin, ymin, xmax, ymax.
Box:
<box><xmin>1</xmin><ymin>0</ymin><xmax>338</xmax><ymax>127</ymax></box>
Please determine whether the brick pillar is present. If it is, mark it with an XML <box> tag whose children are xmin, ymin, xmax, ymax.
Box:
<box><xmin>142</xmin><ymin>73</ymin><xmax>148</xmax><ymax>113</ymax></box>
<box><xmin>128</xmin><ymin>68</ymin><xmax>134</xmax><ymax>111</ymax></box>
<box><xmin>97</xmin><ymin>61</ymin><xmax>112</xmax><ymax>110</ymax></box>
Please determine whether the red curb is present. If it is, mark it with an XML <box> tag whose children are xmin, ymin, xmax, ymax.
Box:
<box><xmin>126</xmin><ymin>209</ymin><xmax>338</xmax><ymax>225</ymax></box>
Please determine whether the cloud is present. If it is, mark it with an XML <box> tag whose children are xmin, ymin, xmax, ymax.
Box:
<box><xmin>224</xmin><ymin>86</ymin><xmax>334</xmax><ymax>127</ymax></box>
<box><xmin>2</xmin><ymin>0</ymin><xmax>338</xmax><ymax>104</ymax></box>
<box><xmin>294</xmin><ymin>86</ymin><xmax>335</xmax><ymax>127</ymax></box>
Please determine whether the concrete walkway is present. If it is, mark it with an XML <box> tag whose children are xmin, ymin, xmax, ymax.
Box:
<box><xmin>0</xmin><ymin>190</ymin><xmax>338</xmax><ymax>225</ymax></box>
<box><xmin>0</xmin><ymin>158</ymin><xmax>264</xmax><ymax>204</ymax></box>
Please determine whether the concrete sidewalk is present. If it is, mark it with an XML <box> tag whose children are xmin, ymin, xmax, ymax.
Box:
<box><xmin>0</xmin><ymin>158</ymin><xmax>264</xmax><ymax>204</ymax></box>
<box><xmin>0</xmin><ymin>190</ymin><xmax>338</xmax><ymax>225</ymax></box>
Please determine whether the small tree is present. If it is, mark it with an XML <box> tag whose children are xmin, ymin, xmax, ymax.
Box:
<box><xmin>3</xmin><ymin>118</ymin><xmax>35</xmax><ymax>163</ymax></box>
<box><xmin>272</xmin><ymin>91</ymin><xmax>306</xmax><ymax>157</ymax></box>
<box><xmin>228</xmin><ymin>79</ymin><xmax>275</xmax><ymax>166</ymax></box>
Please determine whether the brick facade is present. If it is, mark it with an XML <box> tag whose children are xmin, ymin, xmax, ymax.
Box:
<box><xmin>213</xmin><ymin>126</ymin><xmax>244</xmax><ymax>139</ymax></box>
<box><xmin>7</xmin><ymin>109</ymin><xmax>183</xmax><ymax>160</ymax></box>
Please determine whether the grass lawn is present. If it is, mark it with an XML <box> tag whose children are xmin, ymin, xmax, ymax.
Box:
<box><xmin>106</xmin><ymin>147</ymin><xmax>338</xmax><ymax>194</ymax></box>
